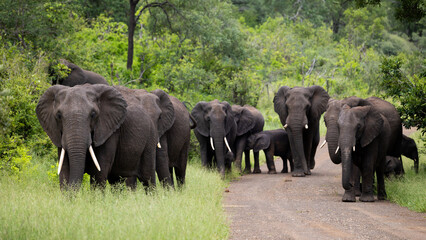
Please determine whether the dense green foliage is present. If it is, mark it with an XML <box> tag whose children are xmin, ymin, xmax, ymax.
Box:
<box><xmin>0</xmin><ymin>0</ymin><xmax>424</xmax><ymax>236</ymax></box>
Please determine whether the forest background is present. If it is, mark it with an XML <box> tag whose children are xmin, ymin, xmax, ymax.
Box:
<box><xmin>0</xmin><ymin>1</ymin><xmax>425</xmax><ymax>238</ymax></box>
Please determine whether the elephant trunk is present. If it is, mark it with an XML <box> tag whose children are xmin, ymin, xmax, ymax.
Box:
<box><xmin>341</xmin><ymin>147</ymin><xmax>353</xmax><ymax>190</ymax></box>
<box><xmin>288</xmin><ymin>125</ymin><xmax>308</xmax><ymax>174</ymax></box>
<box><xmin>213</xmin><ymin>135</ymin><xmax>226</xmax><ymax>178</ymax></box>
<box><xmin>326</xmin><ymin>125</ymin><xmax>341</xmax><ymax>164</ymax></box>
<box><xmin>62</xmin><ymin>119</ymin><xmax>91</xmax><ymax>190</ymax></box>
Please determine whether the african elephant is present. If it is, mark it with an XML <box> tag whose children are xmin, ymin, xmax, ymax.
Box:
<box><xmin>246</xmin><ymin>129</ymin><xmax>293</xmax><ymax>174</ymax></box>
<box><xmin>116</xmin><ymin>87</ymin><xmax>175</xmax><ymax>187</ymax></box>
<box><xmin>36</xmin><ymin>84</ymin><xmax>157</xmax><ymax>190</ymax></box>
<box><xmin>323</xmin><ymin>96</ymin><xmax>402</xmax><ymax>201</ymax></box>
<box><xmin>337</xmin><ymin>104</ymin><xmax>392</xmax><ymax>202</ymax></box>
<box><xmin>231</xmin><ymin>105</ymin><xmax>264</xmax><ymax>174</ymax></box>
<box><xmin>385</xmin><ymin>134</ymin><xmax>420</xmax><ymax>176</ymax></box>
<box><xmin>49</xmin><ymin>59</ymin><xmax>108</xmax><ymax>86</ymax></box>
<box><xmin>273</xmin><ymin>85</ymin><xmax>330</xmax><ymax>177</ymax></box>
<box><xmin>192</xmin><ymin>100</ymin><xmax>237</xmax><ymax>177</ymax></box>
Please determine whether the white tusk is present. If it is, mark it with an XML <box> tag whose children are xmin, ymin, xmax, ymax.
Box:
<box><xmin>58</xmin><ymin>148</ymin><xmax>65</xmax><ymax>175</ymax></box>
<box><xmin>89</xmin><ymin>146</ymin><xmax>101</xmax><ymax>172</ymax></box>
<box><xmin>305</xmin><ymin>124</ymin><xmax>308</xmax><ymax>129</ymax></box>
<box><xmin>224</xmin><ymin>137</ymin><xmax>232</xmax><ymax>153</ymax></box>
<box><xmin>319</xmin><ymin>140</ymin><xmax>327</xmax><ymax>149</ymax></box>
<box><xmin>157</xmin><ymin>142</ymin><xmax>162</xmax><ymax>148</ymax></box>
<box><xmin>283</xmin><ymin>124</ymin><xmax>288</xmax><ymax>129</ymax></box>
<box><xmin>210</xmin><ymin>137</ymin><xmax>215</xmax><ymax>151</ymax></box>
<box><xmin>353</xmin><ymin>146</ymin><xmax>355</xmax><ymax>152</ymax></box>
<box><xmin>335</xmin><ymin>146</ymin><xmax>340</xmax><ymax>154</ymax></box>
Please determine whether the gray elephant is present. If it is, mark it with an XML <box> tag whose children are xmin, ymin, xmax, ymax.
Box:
<box><xmin>116</xmin><ymin>87</ymin><xmax>175</xmax><ymax>187</ymax></box>
<box><xmin>192</xmin><ymin>100</ymin><xmax>237</xmax><ymax>177</ymax></box>
<box><xmin>49</xmin><ymin>59</ymin><xmax>108</xmax><ymax>86</ymax></box>
<box><xmin>385</xmin><ymin>134</ymin><xmax>419</xmax><ymax>176</ymax></box>
<box><xmin>324</xmin><ymin>96</ymin><xmax>402</xmax><ymax>201</ymax></box>
<box><xmin>246</xmin><ymin>129</ymin><xmax>293</xmax><ymax>174</ymax></box>
<box><xmin>337</xmin><ymin>104</ymin><xmax>393</xmax><ymax>202</ymax></box>
<box><xmin>36</xmin><ymin>84</ymin><xmax>157</xmax><ymax>190</ymax></box>
<box><xmin>273</xmin><ymin>85</ymin><xmax>330</xmax><ymax>177</ymax></box>
<box><xmin>232</xmin><ymin>105</ymin><xmax>264</xmax><ymax>173</ymax></box>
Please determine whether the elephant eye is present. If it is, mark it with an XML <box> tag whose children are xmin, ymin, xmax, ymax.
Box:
<box><xmin>56</xmin><ymin>111</ymin><xmax>62</xmax><ymax>120</ymax></box>
<box><xmin>90</xmin><ymin>110</ymin><xmax>97</xmax><ymax>119</ymax></box>
<box><xmin>206</xmin><ymin>116</ymin><xmax>211</xmax><ymax>122</ymax></box>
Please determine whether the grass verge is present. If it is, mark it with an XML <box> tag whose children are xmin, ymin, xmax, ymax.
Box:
<box><xmin>0</xmin><ymin>160</ymin><xmax>229</xmax><ymax>240</ymax></box>
<box><xmin>385</xmin><ymin>131</ymin><xmax>426</xmax><ymax>212</ymax></box>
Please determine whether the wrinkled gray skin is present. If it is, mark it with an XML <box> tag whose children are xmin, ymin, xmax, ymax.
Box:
<box><xmin>247</xmin><ymin>129</ymin><xmax>293</xmax><ymax>174</ymax></box>
<box><xmin>165</xmin><ymin>95</ymin><xmax>196</xmax><ymax>186</ymax></box>
<box><xmin>273</xmin><ymin>85</ymin><xmax>329</xmax><ymax>177</ymax></box>
<box><xmin>36</xmin><ymin>84</ymin><xmax>157</xmax><ymax>190</ymax></box>
<box><xmin>324</xmin><ymin>96</ymin><xmax>402</xmax><ymax>201</ymax></box>
<box><xmin>232</xmin><ymin>105</ymin><xmax>264</xmax><ymax>174</ymax></box>
<box><xmin>116</xmin><ymin>87</ymin><xmax>175</xmax><ymax>187</ymax></box>
<box><xmin>192</xmin><ymin>100</ymin><xmax>237</xmax><ymax>178</ymax></box>
<box><xmin>337</xmin><ymin>105</ymin><xmax>391</xmax><ymax>202</ymax></box>
<box><xmin>385</xmin><ymin>156</ymin><xmax>403</xmax><ymax>177</ymax></box>
<box><xmin>49</xmin><ymin>59</ymin><xmax>108</xmax><ymax>86</ymax></box>
<box><xmin>385</xmin><ymin>134</ymin><xmax>420</xmax><ymax>176</ymax></box>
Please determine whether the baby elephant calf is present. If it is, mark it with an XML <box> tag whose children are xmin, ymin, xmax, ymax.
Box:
<box><xmin>246</xmin><ymin>129</ymin><xmax>293</xmax><ymax>174</ymax></box>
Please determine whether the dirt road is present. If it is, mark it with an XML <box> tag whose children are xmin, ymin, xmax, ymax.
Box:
<box><xmin>224</xmin><ymin>133</ymin><xmax>425</xmax><ymax>240</ymax></box>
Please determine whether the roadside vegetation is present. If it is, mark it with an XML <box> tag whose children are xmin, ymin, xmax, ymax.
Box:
<box><xmin>0</xmin><ymin>0</ymin><xmax>424</xmax><ymax>238</ymax></box>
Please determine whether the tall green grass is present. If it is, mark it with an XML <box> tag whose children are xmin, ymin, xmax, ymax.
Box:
<box><xmin>385</xmin><ymin>131</ymin><xmax>426</xmax><ymax>212</ymax></box>
<box><xmin>0</xmin><ymin>161</ymin><xmax>229</xmax><ymax>239</ymax></box>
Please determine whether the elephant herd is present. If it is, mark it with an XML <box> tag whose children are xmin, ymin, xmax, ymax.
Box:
<box><xmin>39</xmin><ymin>60</ymin><xmax>419</xmax><ymax>203</ymax></box>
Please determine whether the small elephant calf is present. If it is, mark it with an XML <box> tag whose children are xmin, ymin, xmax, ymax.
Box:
<box><xmin>246</xmin><ymin>129</ymin><xmax>293</xmax><ymax>174</ymax></box>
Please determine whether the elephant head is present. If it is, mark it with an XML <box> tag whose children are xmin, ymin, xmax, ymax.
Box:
<box><xmin>273</xmin><ymin>85</ymin><xmax>329</xmax><ymax>175</ymax></box>
<box><xmin>402</xmin><ymin>134</ymin><xmax>419</xmax><ymax>173</ymax></box>
<box><xmin>232</xmin><ymin>105</ymin><xmax>261</xmax><ymax>136</ymax></box>
<box><xmin>337</xmin><ymin>105</ymin><xmax>384</xmax><ymax>190</ymax></box>
<box><xmin>324</xmin><ymin>96</ymin><xmax>368</xmax><ymax>164</ymax></box>
<box><xmin>246</xmin><ymin>133</ymin><xmax>270</xmax><ymax>152</ymax></box>
<box><xmin>129</xmin><ymin>88</ymin><xmax>175</xmax><ymax>142</ymax></box>
<box><xmin>192</xmin><ymin>100</ymin><xmax>236</xmax><ymax>176</ymax></box>
<box><xmin>36</xmin><ymin>84</ymin><xmax>127</xmax><ymax>189</ymax></box>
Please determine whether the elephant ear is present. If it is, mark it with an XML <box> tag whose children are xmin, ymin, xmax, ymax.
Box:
<box><xmin>36</xmin><ymin>85</ymin><xmax>69</xmax><ymax>147</ymax></box>
<box><xmin>222</xmin><ymin>101</ymin><xmax>235</xmax><ymax>135</ymax></box>
<box><xmin>274</xmin><ymin>86</ymin><xmax>291</xmax><ymax>126</ymax></box>
<box><xmin>356</xmin><ymin>106</ymin><xmax>383</xmax><ymax>148</ymax></box>
<box><xmin>233</xmin><ymin>106</ymin><xmax>255</xmax><ymax>136</ymax></box>
<box><xmin>92</xmin><ymin>85</ymin><xmax>128</xmax><ymax>147</ymax></box>
<box><xmin>309</xmin><ymin>85</ymin><xmax>330</xmax><ymax>120</ymax></box>
<box><xmin>151</xmin><ymin>89</ymin><xmax>175</xmax><ymax>137</ymax></box>
<box><xmin>253</xmin><ymin>133</ymin><xmax>270</xmax><ymax>152</ymax></box>
<box><xmin>192</xmin><ymin>101</ymin><xmax>209</xmax><ymax>137</ymax></box>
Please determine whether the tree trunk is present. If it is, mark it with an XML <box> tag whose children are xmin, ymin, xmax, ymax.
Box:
<box><xmin>127</xmin><ymin>0</ymin><xmax>138</xmax><ymax>70</ymax></box>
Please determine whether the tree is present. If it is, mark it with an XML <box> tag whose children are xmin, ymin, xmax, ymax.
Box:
<box><xmin>127</xmin><ymin>1</ymin><xmax>176</xmax><ymax>70</ymax></box>
<box><xmin>380</xmin><ymin>56</ymin><xmax>426</xmax><ymax>134</ymax></box>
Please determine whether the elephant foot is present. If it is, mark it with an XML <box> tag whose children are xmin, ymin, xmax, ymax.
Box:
<box><xmin>310</xmin><ymin>159</ymin><xmax>315</xmax><ymax>169</ymax></box>
<box><xmin>252</xmin><ymin>168</ymin><xmax>261</xmax><ymax>174</ymax></box>
<box><xmin>268</xmin><ymin>169</ymin><xmax>277</xmax><ymax>174</ymax></box>
<box><xmin>359</xmin><ymin>192</ymin><xmax>375</xmax><ymax>202</ymax></box>
<box><xmin>305</xmin><ymin>169</ymin><xmax>311</xmax><ymax>175</ymax></box>
<box><xmin>377</xmin><ymin>190</ymin><xmax>387</xmax><ymax>200</ymax></box>
<box><xmin>243</xmin><ymin>168</ymin><xmax>251</xmax><ymax>174</ymax></box>
<box><xmin>342</xmin><ymin>190</ymin><xmax>356</xmax><ymax>202</ymax></box>
<box><xmin>292</xmin><ymin>170</ymin><xmax>305</xmax><ymax>177</ymax></box>
<box><xmin>281</xmin><ymin>169</ymin><xmax>288</xmax><ymax>173</ymax></box>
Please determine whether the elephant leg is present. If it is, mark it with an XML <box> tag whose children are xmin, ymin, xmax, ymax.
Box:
<box><xmin>175</xmin><ymin>142</ymin><xmax>189</xmax><ymax>187</ymax></box>
<box><xmin>359</xmin><ymin>157</ymin><xmax>376</xmax><ymax>202</ymax></box>
<box><xmin>243</xmin><ymin>149</ymin><xmax>252</xmax><ymax>174</ymax></box>
<box><xmin>252</xmin><ymin>151</ymin><xmax>261</xmax><ymax>173</ymax></box>
<box><xmin>234</xmin><ymin>137</ymin><xmax>246</xmax><ymax>173</ymax></box>
<box><xmin>266</xmin><ymin>151</ymin><xmax>277</xmax><ymax>174</ymax></box>
<box><xmin>281</xmin><ymin>156</ymin><xmax>288</xmax><ymax>173</ymax></box>
<box><xmin>169</xmin><ymin>167</ymin><xmax>175</xmax><ymax>186</ymax></box>
<box><xmin>376</xmin><ymin>160</ymin><xmax>387</xmax><ymax>200</ymax></box>
<box><xmin>139</xmin><ymin>144</ymin><xmax>157</xmax><ymax>190</ymax></box>
<box><xmin>352</xmin><ymin>164</ymin><xmax>362</xmax><ymax>196</ymax></box>
<box><xmin>156</xmin><ymin>137</ymin><xmax>173</xmax><ymax>188</ymax></box>
<box><xmin>125</xmin><ymin>176</ymin><xmax>138</xmax><ymax>190</ymax></box>
<box><xmin>288</xmin><ymin>155</ymin><xmax>294</xmax><ymax>172</ymax></box>
<box><xmin>310</xmin><ymin>128</ymin><xmax>320</xmax><ymax>170</ymax></box>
